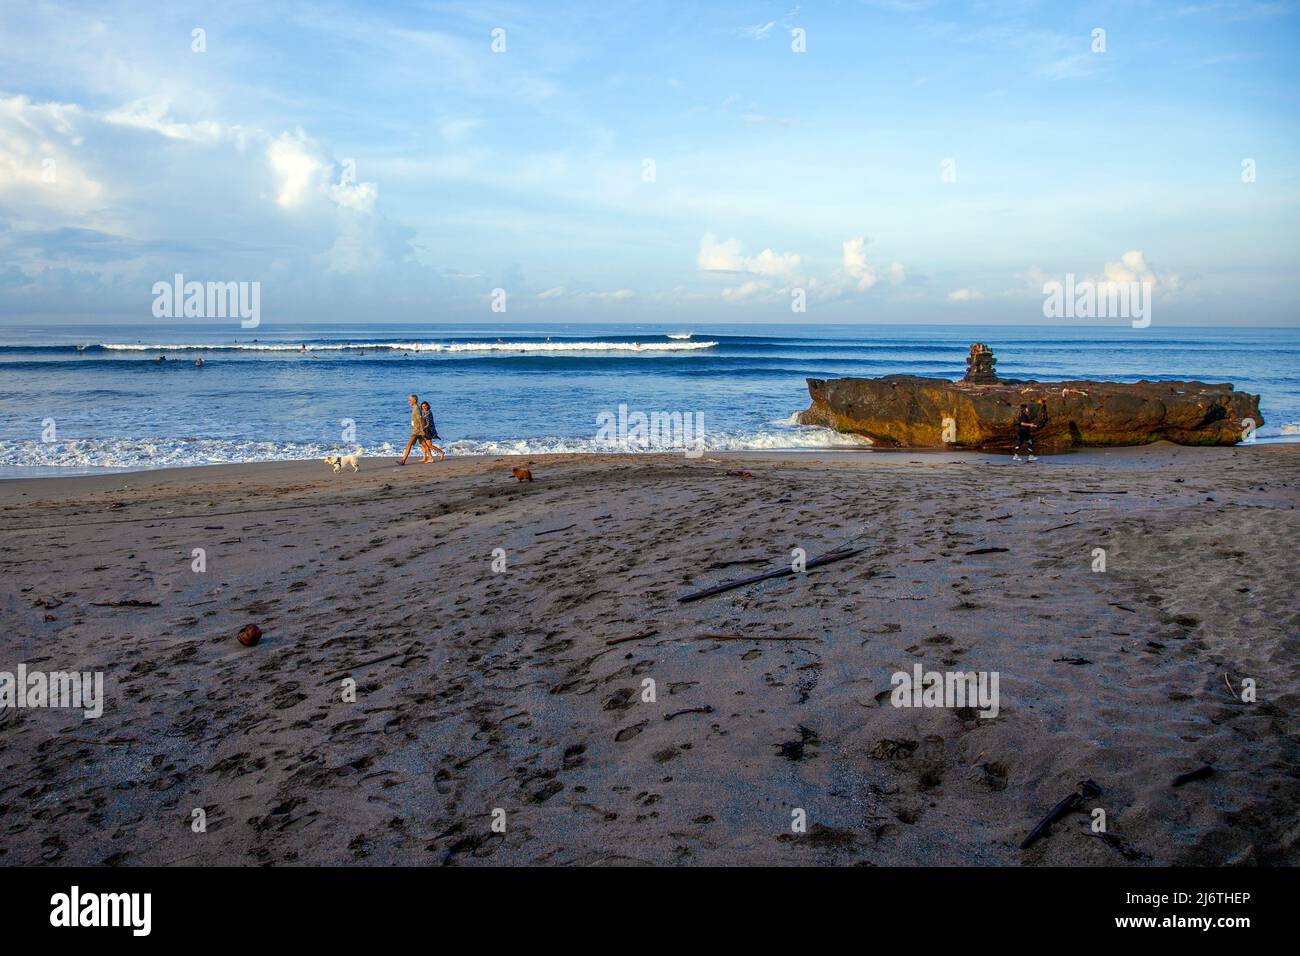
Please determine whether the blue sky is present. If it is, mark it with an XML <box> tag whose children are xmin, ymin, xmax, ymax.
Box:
<box><xmin>1</xmin><ymin>0</ymin><xmax>1297</xmax><ymax>325</ymax></box>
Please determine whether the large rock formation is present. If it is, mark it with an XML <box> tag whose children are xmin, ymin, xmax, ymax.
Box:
<box><xmin>796</xmin><ymin>345</ymin><xmax>1263</xmax><ymax>452</ymax></box>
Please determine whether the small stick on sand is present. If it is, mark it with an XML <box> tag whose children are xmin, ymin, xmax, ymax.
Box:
<box><xmin>706</xmin><ymin>557</ymin><xmax>770</xmax><ymax>569</ymax></box>
<box><xmin>677</xmin><ymin>546</ymin><xmax>867</xmax><ymax>603</ymax></box>
<box><xmin>1224</xmin><ymin>673</ymin><xmax>1238</xmax><ymax>699</ymax></box>
<box><xmin>664</xmin><ymin>706</ymin><xmax>715</xmax><ymax>721</ymax></box>
<box><xmin>1172</xmin><ymin>765</ymin><xmax>1214</xmax><ymax>787</ymax></box>
<box><xmin>700</xmin><ymin>633</ymin><xmax>817</xmax><ymax>642</ymax></box>
<box><xmin>536</xmin><ymin>524</ymin><xmax>577</xmax><ymax>536</ymax></box>
<box><xmin>64</xmin><ymin>737</ymin><xmax>136</xmax><ymax>746</ymax></box>
<box><xmin>1020</xmin><ymin>779</ymin><xmax>1102</xmax><ymax>850</ymax></box>
<box><xmin>454</xmin><ymin>746</ymin><xmax>494</xmax><ymax>770</ymax></box>
<box><xmin>605</xmin><ymin>630</ymin><xmax>659</xmax><ymax>646</ymax></box>
<box><xmin>1090</xmin><ymin>830</ymin><xmax>1145</xmax><ymax>860</ymax></box>
<box><xmin>323</xmin><ymin>651</ymin><xmax>404</xmax><ymax>681</ymax></box>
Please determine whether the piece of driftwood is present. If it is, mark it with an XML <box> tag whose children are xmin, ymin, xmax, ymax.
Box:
<box><xmin>454</xmin><ymin>746</ymin><xmax>494</xmax><ymax>770</ymax></box>
<box><xmin>605</xmin><ymin>629</ymin><xmax>659</xmax><ymax>646</ymax></box>
<box><xmin>64</xmin><ymin>737</ymin><xmax>136</xmax><ymax>746</ymax></box>
<box><xmin>536</xmin><ymin>524</ymin><xmax>576</xmax><ymax>536</ymax></box>
<box><xmin>1053</xmin><ymin>656</ymin><xmax>1092</xmax><ymax>665</ymax></box>
<box><xmin>1020</xmin><ymin>779</ymin><xmax>1102</xmax><ymax>850</ymax></box>
<box><xmin>1172</xmin><ymin>764</ymin><xmax>1214</xmax><ymax>787</ymax></box>
<box><xmin>323</xmin><ymin>651</ymin><xmax>404</xmax><ymax>681</ymax></box>
<box><xmin>1068</xmin><ymin>489</ymin><xmax>1128</xmax><ymax>495</ymax></box>
<box><xmin>664</xmin><ymin>705</ymin><xmax>715</xmax><ymax>721</ymax></box>
<box><xmin>965</xmin><ymin>546</ymin><xmax>1010</xmax><ymax>555</ymax></box>
<box><xmin>91</xmin><ymin>599</ymin><xmax>159</xmax><ymax>608</ymax></box>
<box><xmin>700</xmin><ymin>633</ymin><xmax>817</xmax><ymax>642</ymax></box>
<box><xmin>1042</xmin><ymin>521</ymin><xmax>1080</xmax><ymax>533</ymax></box>
<box><xmin>677</xmin><ymin>546</ymin><xmax>868</xmax><ymax>603</ymax></box>
<box><xmin>1090</xmin><ymin>830</ymin><xmax>1145</xmax><ymax>860</ymax></box>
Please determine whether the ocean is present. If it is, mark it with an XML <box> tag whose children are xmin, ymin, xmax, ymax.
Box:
<box><xmin>1</xmin><ymin>322</ymin><xmax>1297</xmax><ymax>477</ymax></box>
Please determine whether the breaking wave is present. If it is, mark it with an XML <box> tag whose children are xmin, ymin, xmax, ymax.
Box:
<box><xmin>97</xmin><ymin>340</ymin><xmax>719</xmax><ymax>354</ymax></box>
<box><xmin>0</xmin><ymin>425</ymin><xmax>868</xmax><ymax>473</ymax></box>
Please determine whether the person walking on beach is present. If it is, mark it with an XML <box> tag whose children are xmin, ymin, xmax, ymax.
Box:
<box><xmin>1011</xmin><ymin>402</ymin><xmax>1039</xmax><ymax>462</ymax></box>
<box><xmin>399</xmin><ymin>394</ymin><xmax>426</xmax><ymax>465</ymax></box>
<box><xmin>420</xmin><ymin>401</ymin><xmax>446</xmax><ymax>462</ymax></box>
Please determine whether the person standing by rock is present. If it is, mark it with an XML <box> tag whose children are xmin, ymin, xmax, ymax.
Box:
<box><xmin>1012</xmin><ymin>402</ymin><xmax>1040</xmax><ymax>461</ymax></box>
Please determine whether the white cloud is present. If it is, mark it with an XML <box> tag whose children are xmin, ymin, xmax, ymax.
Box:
<box><xmin>438</xmin><ymin>117</ymin><xmax>483</xmax><ymax>143</ymax></box>
<box><xmin>328</xmin><ymin>180</ymin><xmax>378</xmax><ymax>213</ymax></box>
<box><xmin>536</xmin><ymin>286</ymin><xmax>635</xmax><ymax>301</ymax></box>
<box><xmin>104</xmin><ymin>96</ymin><xmax>226</xmax><ymax>143</ymax></box>
<box><xmin>268</xmin><ymin>132</ymin><xmax>326</xmax><ymax>209</ymax></box>
<box><xmin>947</xmin><ymin>288</ymin><xmax>983</xmax><ymax>301</ymax></box>
<box><xmin>0</xmin><ymin>95</ymin><xmax>105</xmax><ymax>220</ymax></box>
<box><xmin>740</xmin><ymin>21</ymin><xmax>776</xmax><ymax>40</ymax></box>
<box><xmin>843</xmin><ymin>237</ymin><xmax>875</xmax><ymax>289</ymax></box>
<box><xmin>1088</xmin><ymin>250</ymin><xmax>1180</xmax><ymax>294</ymax></box>
<box><xmin>1038</xmin><ymin>54</ymin><xmax>1096</xmax><ymax>81</ymax></box>
<box><xmin>698</xmin><ymin>232</ymin><xmax>800</xmax><ymax>277</ymax></box>
<box><xmin>722</xmin><ymin>279</ymin><xmax>772</xmax><ymax>300</ymax></box>
<box><xmin>698</xmin><ymin>233</ymin><xmax>745</xmax><ymax>271</ymax></box>
<box><xmin>842</xmin><ymin>237</ymin><xmax>904</xmax><ymax>291</ymax></box>
<box><xmin>0</xmin><ymin>88</ymin><xmax>413</xmax><ymax>309</ymax></box>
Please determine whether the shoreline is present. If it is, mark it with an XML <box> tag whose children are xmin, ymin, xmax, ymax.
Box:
<box><xmin>2</xmin><ymin>443</ymin><xmax>1297</xmax><ymax>865</ymax></box>
<box><xmin>4</xmin><ymin>437</ymin><xmax>1298</xmax><ymax>484</ymax></box>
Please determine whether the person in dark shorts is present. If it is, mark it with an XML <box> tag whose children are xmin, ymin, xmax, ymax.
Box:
<box><xmin>1012</xmin><ymin>402</ymin><xmax>1039</xmax><ymax>461</ymax></box>
<box><xmin>399</xmin><ymin>393</ymin><xmax>425</xmax><ymax>465</ymax></box>
<box><xmin>420</xmin><ymin>401</ymin><xmax>445</xmax><ymax>462</ymax></box>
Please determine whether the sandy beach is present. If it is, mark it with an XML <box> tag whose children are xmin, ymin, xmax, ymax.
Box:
<box><xmin>1</xmin><ymin>445</ymin><xmax>1296</xmax><ymax>866</ymax></box>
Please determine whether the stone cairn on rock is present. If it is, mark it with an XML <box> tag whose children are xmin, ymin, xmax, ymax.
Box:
<box><xmin>963</xmin><ymin>342</ymin><xmax>998</xmax><ymax>384</ymax></box>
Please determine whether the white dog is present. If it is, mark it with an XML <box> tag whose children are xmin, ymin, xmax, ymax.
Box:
<box><xmin>323</xmin><ymin>450</ymin><xmax>362</xmax><ymax>473</ymax></box>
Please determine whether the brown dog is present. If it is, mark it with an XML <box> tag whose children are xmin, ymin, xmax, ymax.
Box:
<box><xmin>511</xmin><ymin>466</ymin><xmax>534</xmax><ymax>483</ymax></box>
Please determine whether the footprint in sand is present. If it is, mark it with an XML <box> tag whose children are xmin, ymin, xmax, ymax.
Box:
<box><xmin>615</xmin><ymin>721</ymin><xmax>647</xmax><ymax>742</ymax></box>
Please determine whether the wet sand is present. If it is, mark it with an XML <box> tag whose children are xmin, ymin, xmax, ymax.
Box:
<box><xmin>1</xmin><ymin>444</ymin><xmax>1297</xmax><ymax>866</ymax></box>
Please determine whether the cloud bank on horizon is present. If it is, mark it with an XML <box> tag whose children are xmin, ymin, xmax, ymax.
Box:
<box><xmin>0</xmin><ymin>0</ymin><xmax>1297</xmax><ymax>326</ymax></box>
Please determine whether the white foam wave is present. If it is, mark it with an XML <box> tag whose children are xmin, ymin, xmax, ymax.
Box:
<box><xmin>1280</xmin><ymin>422</ymin><xmax>1300</xmax><ymax>435</ymax></box>
<box><xmin>0</xmin><ymin>425</ymin><xmax>866</xmax><ymax>473</ymax></box>
<box><xmin>98</xmin><ymin>340</ymin><xmax>719</xmax><ymax>354</ymax></box>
